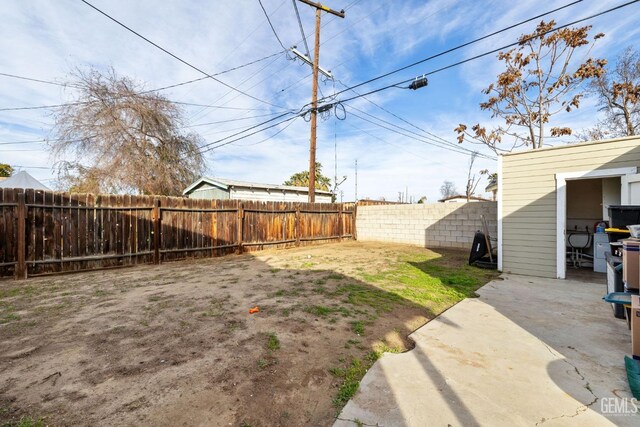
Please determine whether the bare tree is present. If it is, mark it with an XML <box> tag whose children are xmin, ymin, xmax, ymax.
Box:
<box><xmin>455</xmin><ymin>21</ymin><xmax>606</xmax><ymax>153</ymax></box>
<box><xmin>440</xmin><ymin>180</ymin><xmax>458</xmax><ymax>199</ymax></box>
<box><xmin>585</xmin><ymin>47</ymin><xmax>640</xmax><ymax>138</ymax></box>
<box><xmin>465</xmin><ymin>153</ymin><xmax>489</xmax><ymax>201</ymax></box>
<box><xmin>50</xmin><ymin>67</ymin><xmax>205</xmax><ymax>195</ymax></box>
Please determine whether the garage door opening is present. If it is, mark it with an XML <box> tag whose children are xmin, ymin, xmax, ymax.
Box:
<box><xmin>555</xmin><ymin>167</ymin><xmax>638</xmax><ymax>279</ymax></box>
<box><xmin>565</xmin><ymin>177</ymin><xmax>620</xmax><ymax>282</ymax></box>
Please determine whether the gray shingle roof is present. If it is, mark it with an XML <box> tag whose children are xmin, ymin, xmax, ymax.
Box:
<box><xmin>0</xmin><ymin>171</ymin><xmax>50</xmax><ymax>190</ymax></box>
<box><xmin>184</xmin><ymin>176</ymin><xmax>333</xmax><ymax>195</ymax></box>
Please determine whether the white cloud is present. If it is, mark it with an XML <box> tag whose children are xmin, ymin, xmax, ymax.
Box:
<box><xmin>0</xmin><ymin>0</ymin><xmax>638</xmax><ymax>200</ymax></box>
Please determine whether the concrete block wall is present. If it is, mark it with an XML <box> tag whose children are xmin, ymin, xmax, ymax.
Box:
<box><xmin>356</xmin><ymin>202</ymin><xmax>497</xmax><ymax>249</ymax></box>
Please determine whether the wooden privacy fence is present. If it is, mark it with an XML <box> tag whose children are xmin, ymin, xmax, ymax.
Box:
<box><xmin>0</xmin><ymin>188</ymin><xmax>355</xmax><ymax>279</ymax></box>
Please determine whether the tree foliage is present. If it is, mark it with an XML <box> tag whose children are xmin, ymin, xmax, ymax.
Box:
<box><xmin>455</xmin><ymin>21</ymin><xmax>606</xmax><ymax>152</ymax></box>
<box><xmin>0</xmin><ymin>163</ymin><xmax>13</xmax><ymax>178</ymax></box>
<box><xmin>283</xmin><ymin>162</ymin><xmax>331</xmax><ymax>191</ymax></box>
<box><xmin>50</xmin><ymin>67</ymin><xmax>205</xmax><ymax>195</ymax></box>
<box><xmin>585</xmin><ymin>47</ymin><xmax>640</xmax><ymax>139</ymax></box>
<box><xmin>440</xmin><ymin>180</ymin><xmax>458</xmax><ymax>199</ymax></box>
<box><xmin>465</xmin><ymin>153</ymin><xmax>489</xmax><ymax>201</ymax></box>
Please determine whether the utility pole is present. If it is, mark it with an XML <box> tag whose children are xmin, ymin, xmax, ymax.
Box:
<box><xmin>297</xmin><ymin>0</ymin><xmax>345</xmax><ymax>202</ymax></box>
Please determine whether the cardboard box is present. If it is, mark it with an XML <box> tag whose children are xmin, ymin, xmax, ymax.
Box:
<box><xmin>622</xmin><ymin>239</ymin><xmax>640</xmax><ymax>290</ymax></box>
<box><xmin>633</xmin><ymin>296</ymin><xmax>640</xmax><ymax>359</ymax></box>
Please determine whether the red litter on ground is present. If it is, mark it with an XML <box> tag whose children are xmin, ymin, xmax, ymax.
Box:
<box><xmin>249</xmin><ymin>306</ymin><xmax>260</xmax><ymax>314</ymax></box>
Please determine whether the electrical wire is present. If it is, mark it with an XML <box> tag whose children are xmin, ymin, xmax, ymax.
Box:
<box><xmin>79</xmin><ymin>0</ymin><xmax>285</xmax><ymax>109</ymax></box>
<box><xmin>183</xmin><ymin>111</ymin><xmax>292</xmax><ymax>129</ymax></box>
<box><xmin>257</xmin><ymin>0</ymin><xmax>287</xmax><ymax>50</ymax></box>
<box><xmin>194</xmin><ymin>110</ymin><xmax>299</xmax><ymax>153</ymax></box>
<box><xmin>336</xmin><ymin>79</ymin><xmax>483</xmax><ymax>158</ymax></box>
<box><xmin>316</xmin><ymin>0</ymin><xmax>586</xmax><ymax>104</ymax></box>
<box><xmin>0</xmin><ymin>72</ymin><xmax>76</xmax><ymax>88</ymax></box>
<box><xmin>233</xmin><ymin>116</ymin><xmax>299</xmax><ymax>147</ymax></box>
<box><xmin>198</xmin><ymin>114</ymin><xmax>299</xmax><ymax>153</ymax></box>
<box><xmin>347</xmin><ymin>108</ymin><xmax>496</xmax><ymax>160</ymax></box>
<box><xmin>0</xmin><ymin>51</ymin><xmax>286</xmax><ymax>113</ymax></box>
<box><xmin>325</xmin><ymin>1</ymin><xmax>639</xmax><ymax>106</ymax></box>
<box><xmin>347</xmin><ymin>104</ymin><xmax>495</xmax><ymax>160</ymax></box>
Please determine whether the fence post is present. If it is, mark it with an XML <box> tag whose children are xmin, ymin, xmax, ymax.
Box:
<box><xmin>295</xmin><ymin>204</ymin><xmax>300</xmax><ymax>246</ymax></box>
<box><xmin>152</xmin><ymin>198</ymin><xmax>161</xmax><ymax>264</ymax></box>
<box><xmin>15</xmin><ymin>192</ymin><xmax>27</xmax><ymax>279</ymax></box>
<box><xmin>338</xmin><ymin>203</ymin><xmax>343</xmax><ymax>241</ymax></box>
<box><xmin>352</xmin><ymin>202</ymin><xmax>358</xmax><ymax>241</ymax></box>
<box><xmin>237</xmin><ymin>202</ymin><xmax>244</xmax><ymax>254</ymax></box>
<box><xmin>211</xmin><ymin>200</ymin><xmax>217</xmax><ymax>257</ymax></box>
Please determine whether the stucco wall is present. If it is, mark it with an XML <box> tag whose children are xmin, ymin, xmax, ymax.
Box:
<box><xmin>356</xmin><ymin>202</ymin><xmax>497</xmax><ymax>249</ymax></box>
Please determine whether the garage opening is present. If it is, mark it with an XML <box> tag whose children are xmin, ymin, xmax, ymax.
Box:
<box><xmin>565</xmin><ymin>177</ymin><xmax>620</xmax><ymax>281</ymax></box>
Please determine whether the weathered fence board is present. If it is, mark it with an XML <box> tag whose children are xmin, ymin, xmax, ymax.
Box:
<box><xmin>0</xmin><ymin>189</ymin><xmax>355</xmax><ymax>278</ymax></box>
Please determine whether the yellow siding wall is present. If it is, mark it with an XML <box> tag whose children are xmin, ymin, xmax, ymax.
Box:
<box><xmin>501</xmin><ymin>136</ymin><xmax>640</xmax><ymax>278</ymax></box>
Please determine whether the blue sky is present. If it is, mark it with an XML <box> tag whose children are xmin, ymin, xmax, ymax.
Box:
<box><xmin>1</xmin><ymin>0</ymin><xmax>639</xmax><ymax>201</ymax></box>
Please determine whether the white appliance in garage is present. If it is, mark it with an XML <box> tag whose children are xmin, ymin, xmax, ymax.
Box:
<box><xmin>593</xmin><ymin>232</ymin><xmax>609</xmax><ymax>273</ymax></box>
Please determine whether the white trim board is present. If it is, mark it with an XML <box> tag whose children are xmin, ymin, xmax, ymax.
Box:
<box><xmin>497</xmin><ymin>156</ymin><xmax>503</xmax><ymax>272</ymax></box>
<box><xmin>555</xmin><ymin>167</ymin><xmax>637</xmax><ymax>279</ymax></box>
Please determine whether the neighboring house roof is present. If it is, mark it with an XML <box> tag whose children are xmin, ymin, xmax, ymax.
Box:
<box><xmin>0</xmin><ymin>171</ymin><xmax>50</xmax><ymax>190</ymax></box>
<box><xmin>183</xmin><ymin>176</ymin><xmax>333</xmax><ymax>196</ymax></box>
<box><xmin>438</xmin><ymin>194</ymin><xmax>492</xmax><ymax>202</ymax></box>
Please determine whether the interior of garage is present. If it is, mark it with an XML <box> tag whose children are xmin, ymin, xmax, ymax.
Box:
<box><xmin>565</xmin><ymin>177</ymin><xmax>621</xmax><ymax>281</ymax></box>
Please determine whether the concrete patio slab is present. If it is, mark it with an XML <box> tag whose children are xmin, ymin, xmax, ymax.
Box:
<box><xmin>335</xmin><ymin>274</ymin><xmax>637</xmax><ymax>426</ymax></box>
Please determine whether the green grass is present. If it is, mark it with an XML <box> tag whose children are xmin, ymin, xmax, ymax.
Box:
<box><xmin>304</xmin><ymin>305</ymin><xmax>351</xmax><ymax>318</ymax></box>
<box><xmin>270</xmin><ymin>288</ymin><xmax>300</xmax><ymax>298</ymax></box>
<box><xmin>330</xmin><ymin>345</ymin><xmax>402</xmax><ymax>407</ymax></box>
<box><xmin>329</xmin><ymin>358</ymin><xmax>369</xmax><ymax>406</ymax></box>
<box><xmin>0</xmin><ymin>302</ymin><xmax>20</xmax><ymax>324</ymax></box>
<box><xmin>358</xmin><ymin>251</ymin><xmax>498</xmax><ymax>314</ymax></box>
<box><xmin>266</xmin><ymin>333</ymin><xmax>280</xmax><ymax>351</ymax></box>
<box><xmin>324</xmin><ymin>249</ymin><xmax>498</xmax><ymax>409</ymax></box>
<box><xmin>333</xmin><ymin>283</ymin><xmax>403</xmax><ymax>313</ymax></box>
<box><xmin>1</xmin><ymin>415</ymin><xmax>46</xmax><ymax>427</ymax></box>
<box><xmin>351</xmin><ymin>320</ymin><xmax>365</xmax><ymax>335</ymax></box>
<box><xmin>0</xmin><ymin>286</ymin><xmax>40</xmax><ymax>299</ymax></box>
<box><xmin>201</xmin><ymin>298</ymin><xmax>225</xmax><ymax>318</ymax></box>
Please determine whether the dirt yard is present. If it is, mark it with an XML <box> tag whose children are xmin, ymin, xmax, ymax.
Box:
<box><xmin>0</xmin><ymin>241</ymin><xmax>498</xmax><ymax>426</ymax></box>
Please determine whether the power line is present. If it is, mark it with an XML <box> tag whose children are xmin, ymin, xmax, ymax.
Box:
<box><xmin>194</xmin><ymin>111</ymin><xmax>298</xmax><ymax>153</ymax></box>
<box><xmin>0</xmin><ymin>100</ymin><xmax>277</xmax><ymax>113</ymax></box>
<box><xmin>232</xmin><ymin>116</ymin><xmax>299</xmax><ymax>147</ymax></box>
<box><xmin>330</xmin><ymin>1</ymin><xmax>639</xmax><ymax>106</ymax></box>
<box><xmin>183</xmin><ymin>111</ymin><xmax>292</xmax><ymax>128</ymax></box>
<box><xmin>257</xmin><ymin>0</ymin><xmax>287</xmax><ymax>50</ymax></box>
<box><xmin>341</xmin><ymin>117</ymin><xmax>439</xmax><ymax>163</ymax></box>
<box><xmin>347</xmin><ymin>108</ymin><xmax>495</xmax><ymax>160</ymax></box>
<box><xmin>10</xmin><ymin>165</ymin><xmax>51</xmax><ymax>170</ymax></box>
<box><xmin>0</xmin><ymin>50</ymin><xmax>285</xmax><ymax>112</ymax></box>
<box><xmin>79</xmin><ymin>0</ymin><xmax>285</xmax><ymax>109</ymax></box>
<box><xmin>334</xmin><ymin>79</ymin><xmax>488</xmax><ymax>158</ymax></box>
<box><xmin>347</xmin><ymin>104</ymin><xmax>495</xmax><ymax>160</ymax></box>
<box><xmin>0</xmin><ymin>72</ymin><xmax>76</xmax><ymax>88</ymax></box>
<box><xmin>316</xmin><ymin>0</ymin><xmax>586</xmax><ymax>104</ymax></box>
<box><xmin>199</xmin><ymin>114</ymin><xmax>299</xmax><ymax>154</ymax></box>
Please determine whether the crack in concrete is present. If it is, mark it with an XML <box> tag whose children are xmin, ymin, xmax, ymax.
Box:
<box><xmin>335</xmin><ymin>416</ymin><xmax>382</xmax><ymax>426</ymax></box>
<box><xmin>535</xmin><ymin>353</ymin><xmax>599</xmax><ymax>425</ymax></box>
